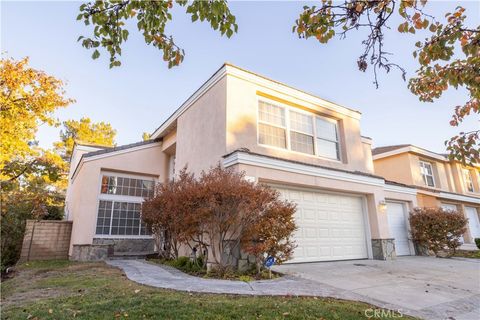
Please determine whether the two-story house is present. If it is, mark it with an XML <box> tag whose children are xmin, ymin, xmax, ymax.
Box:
<box><xmin>65</xmin><ymin>64</ymin><xmax>420</xmax><ymax>264</ymax></box>
<box><xmin>372</xmin><ymin>144</ymin><xmax>480</xmax><ymax>246</ymax></box>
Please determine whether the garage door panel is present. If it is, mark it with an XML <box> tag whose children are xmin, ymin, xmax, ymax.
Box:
<box><xmin>277</xmin><ymin>187</ymin><xmax>368</xmax><ymax>263</ymax></box>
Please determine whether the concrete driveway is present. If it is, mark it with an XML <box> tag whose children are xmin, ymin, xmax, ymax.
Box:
<box><xmin>274</xmin><ymin>256</ymin><xmax>480</xmax><ymax>320</ymax></box>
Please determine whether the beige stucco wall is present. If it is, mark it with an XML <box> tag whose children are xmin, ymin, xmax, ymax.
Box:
<box><xmin>416</xmin><ymin>193</ymin><xmax>440</xmax><ymax>208</ymax></box>
<box><xmin>68</xmin><ymin>144</ymin><xmax>167</xmax><ymax>254</ymax></box>
<box><xmin>373</xmin><ymin>153</ymin><xmax>478</xmax><ymax>195</ymax></box>
<box><xmin>175</xmin><ymin>76</ymin><xmax>227</xmax><ymax>176</ymax></box>
<box><xmin>373</xmin><ymin>153</ymin><xmax>414</xmax><ymax>185</ymax></box>
<box><xmin>225</xmin><ymin>75</ymin><xmax>372</xmax><ymax>173</ymax></box>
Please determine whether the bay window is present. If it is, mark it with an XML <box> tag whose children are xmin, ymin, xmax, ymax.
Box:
<box><xmin>258</xmin><ymin>100</ymin><xmax>341</xmax><ymax>160</ymax></box>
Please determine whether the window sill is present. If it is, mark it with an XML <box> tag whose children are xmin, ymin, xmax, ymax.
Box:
<box><xmin>93</xmin><ymin>235</ymin><xmax>154</xmax><ymax>239</ymax></box>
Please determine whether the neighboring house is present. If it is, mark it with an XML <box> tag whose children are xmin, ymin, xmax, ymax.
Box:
<box><xmin>65</xmin><ymin>64</ymin><xmax>421</xmax><ymax>264</ymax></box>
<box><xmin>372</xmin><ymin>144</ymin><xmax>480</xmax><ymax>246</ymax></box>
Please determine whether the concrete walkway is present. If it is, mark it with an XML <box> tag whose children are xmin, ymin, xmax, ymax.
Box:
<box><xmin>107</xmin><ymin>258</ymin><xmax>480</xmax><ymax>320</ymax></box>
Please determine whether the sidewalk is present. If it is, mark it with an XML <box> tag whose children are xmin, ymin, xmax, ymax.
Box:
<box><xmin>106</xmin><ymin>259</ymin><xmax>421</xmax><ymax>319</ymax></box>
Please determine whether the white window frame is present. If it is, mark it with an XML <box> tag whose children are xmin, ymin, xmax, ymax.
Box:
<box><xmin>289</xmin><ymin>109</ymin><xmax>315</xmax><ymax>155</ymax></box>
<box><xmin>463</xmin><ymin>169</ymin><xmax>474</xmax><ymax>192</ymax></box>
<box><xmin>258</xmin><ymin>101</ymin><xmax>288</xmax><ymax>149</ymax></box>
<box><xmin>94</xmin><ymin>171</ymin><xmax>156</xmax><ymax>239</ymax></box>
<box><xmin>419</xmin><ymin>160</ymin><xmax>435</xmax><ymax>187</ymax></box>
<box><xmin>257</xmin><ymin>97</ymin><xmax>342</xmax><ymax>161</ymax></box>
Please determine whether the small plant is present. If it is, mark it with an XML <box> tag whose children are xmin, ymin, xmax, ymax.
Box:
<box><xmin>410</xmin><ymin>207</ymin><xmax>468</xmax><ymax>257</ymax></box>
<box><xmin>475</xmin><ymin>238</ymin><xmax>480</xmax><ymax>250</ymax></box>
<box><xmin>238</xmin><ymin>275</ymin><xmax>253</xmax><ymax>282</ymax></box>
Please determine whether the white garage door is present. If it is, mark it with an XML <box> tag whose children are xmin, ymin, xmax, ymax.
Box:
<box><xmin>387</xmin><ymin>202</ymin><xmax>412</xmax><ymax>256</ymax></box>
<box><xmin>277</xmin><ymin>187</ymin><xmax>368</xmax><ymax>263</ymax></box>
<box><xmin>465</xmin><ymin>207</ymin><xmax>480</xmax><ymax>241</ymax></box>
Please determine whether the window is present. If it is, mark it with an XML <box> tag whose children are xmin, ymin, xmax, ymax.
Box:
<box><xmin>419</xmin><ymin>161</ymin><xmax>435</xmax><ymax>187</ymax></box>
<box><xmin>101</xmin><ymin>176</ymin><xmax>154</xmax><ymax>198</ymax></box>
<box><xmin>289</xmin><ymin>110</ymin><xmax>314</xmax><ymax>155</ymax></box>
<box><xmin>96</xmin><ymin>200</ymin><xmax>150</xmax><ymax>236</ymax></box>
<box><xmin>258</xmin><ymin>101</ymin><xmax>287</xmax><ymax>148</ymax></box>
<box><xmin>96</xmin><ymin>173</ymin><xmax>154</xmax><ymax>236</ymax></box>
<box><xmin>315</xmin><ymin>117</ymin><xmax>340</xmax><ymax>160</ymax></box>
<box><xmin>258</xmin><ymin>100</ymin><xmax>341</xmax><ymax>160</ymax></box>
<box><xmin>463</xmin><ymin>169</ymin><xmax>474</xmax><ymax>192</ymax></box>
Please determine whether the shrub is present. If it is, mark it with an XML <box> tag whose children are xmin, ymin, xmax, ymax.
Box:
<box><xmin>475</xmin><ymin>238</ymin><xmax>480</xmax><ymax>250</ymax></box>
<box><xmin>142</xmin><ymin>164</ymin><xmax>297</xmax><ymax>275</ymax></box>
<box><xmin>142</xmin><ymin>168</ymin><xmax>200</xmax><ymax>259</ymax></box>
<box><xmin>163</xmin><ymin>256</ymin><xmax>205</xmax><ymax>274</ymax></box>
<box><xmin>410</xmin><ymin>207</ymin><xmax>468</xmax><ymax>256</ymax></box>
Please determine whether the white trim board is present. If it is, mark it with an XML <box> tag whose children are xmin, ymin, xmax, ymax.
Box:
<box><xmin>438</xmin><ymin>192</ymin><xmax>480</xmax><ymax>205</ymax></box>
<box><xmin>223</xmin><ymin>151</ymin><xmax>385</xmax><ymax>187</ymax></box>
<box><xmin>384</xmin><ymin>184</ymin><xmax>417</xmax><ymax>196</ymax></box>
<box><xmin>224</xmin><ymin>151</ymin><xmax>418</xmax><ymax>195</ymax></box>
<box><xmin>71</xmin><ymin>142</ymin><xmax>162</xmax><ymax>181</ymax></box>
<box><xmin>373</xmin><ymin>145</ymin><xmax>446</xmax><ymax>161</ymax></box>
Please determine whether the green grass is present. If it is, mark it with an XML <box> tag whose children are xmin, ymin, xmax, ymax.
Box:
<box><xmin>453</xmin><ymin>250</ymin><xmax>480</xmax><ymax>259</ymax></box>
<box><xmin>1</xmin><ymin>260</ymin><xmax>418</xmax><ymax>320</ymax></box>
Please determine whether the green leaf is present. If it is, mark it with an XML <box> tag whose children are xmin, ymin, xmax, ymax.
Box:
<box><xmin>92</xmin><ymin>49</ymin><xmax>100</xmax><ymax>59</ymax></box>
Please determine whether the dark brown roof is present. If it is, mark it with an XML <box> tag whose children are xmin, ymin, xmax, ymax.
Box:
<box><xmin>371</xmin><ymin>144</ymin><xmax>410</xmax><ymax>156</ymax></box>
<box><xmin>384</xmin><ymin>180</ymin><xmax>416</xmax><ymax>189</ymax></box>
<box><xmin>83</xmin><ymin>139</ymin><xmax>160</xmax><ymax>158</ymax></box>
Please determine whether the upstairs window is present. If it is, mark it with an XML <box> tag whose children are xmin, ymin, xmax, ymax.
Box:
<box><xmin>316</xmin><ymin>117</ymin><xmax>340</xmax><ymax>160</ymax></box>
<box><xmin>419</xmin><ymin>161</ymin><xmax>435</xmax><ymax>187</ymax></box>
<box><xmin>258</xmin><ymin>101</ymin><xmax>287</xmax><ymax>148</ymax></box>
<box><xmin>289</xmin><ymin>110</ymin><xmax>314</xmax><ymax>155</ymax></box>
<box><xmin>258</xmin><ymin>100</ymin><xmax>341</xmax><ymax>160</ymax></box>
<box><xmin>463</xmin><ymin>169</ymin><xmax>474</xmax><ymax>192</ymax></box>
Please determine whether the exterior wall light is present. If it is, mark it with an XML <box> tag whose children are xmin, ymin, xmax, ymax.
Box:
<box><xmin>378</xmin><ymin>200</ymin><xmax>388</xmax><ymax>213</ymax></box>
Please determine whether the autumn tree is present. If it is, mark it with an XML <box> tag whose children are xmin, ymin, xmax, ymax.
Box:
<box><xmin>293</xmin><ymin>1</ymin><xmax>479</xmax><ymax>165</ymax></box>
<box><xmin>0</xmin><ymin>56</ymin><xmax>75</xmax><ymax>271</ymax></box>
<box><xmin>197</xmin><ymin>165</ymin><xmax>296</xmax><ymax>273</ymax></box>
<box><xmin>142</xmin><ymin>165</ymin><xmax>297</xmax><ymax>274</ymax></box>
<box><xmin>240</xmin><ymin>186</ymin><xmax>297</xmax><ymax>274</ymax></box>
<box><xmin>142</xmin><ymin>132</ymin><xmax>150</xmax><ymax>141</ymax></box>
<box><xmin>54</xmin><ymin>117</ymin><xmax>117</xmax><ymax>160</ymax></box>
<box><xmin>142</xmin><ymin>168</ymin><xmax>201</xmax><ymax>259</ymax></box>
<box><xmin>0</xmin><ymin>56</ymin><xmax>73</xmax><ymax>178</ymax></box>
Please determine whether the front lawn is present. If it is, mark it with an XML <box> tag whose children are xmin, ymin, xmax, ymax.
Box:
<box><xmin>1</xmin><ymin>260</ymin><xmax>418</xmax><ymax>320</ymax></box>
<box><xmin>452</xmin><ymin>249</ymin><xmax>480</xmax><ymax>259</ymax></box>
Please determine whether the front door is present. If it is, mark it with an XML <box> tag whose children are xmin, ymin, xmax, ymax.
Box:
<box><xmin>387</xmin><ymin>201</ymin><xmax>412</xmax><ymax>256</ymax></box>
<box><xmin>465</xmin><ymin>207</ymin><xmax>480</xmax><ymax>242</ymax></box>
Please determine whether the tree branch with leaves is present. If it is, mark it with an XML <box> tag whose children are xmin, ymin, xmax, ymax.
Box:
<box><xmin>293</xmin><ymin>0</ymin><xmax>479</xmax><ymax>165</ymax></box>
<box><xmin>77</xmin><ymin>0</ymin><xmax>238</xmax><ymax>68</ymax></box>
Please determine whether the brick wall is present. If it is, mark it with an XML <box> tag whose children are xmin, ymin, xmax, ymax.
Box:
<box><xmin>19</xmin><ymin>220</ymin><xmax>72</xmax><ymax>262</ymax></box>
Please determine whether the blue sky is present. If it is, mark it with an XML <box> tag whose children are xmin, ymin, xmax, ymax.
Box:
<box><xmin>2</xmin><ymin>1</ymin><xmax>478</xmax><ymax>152</ymax></box>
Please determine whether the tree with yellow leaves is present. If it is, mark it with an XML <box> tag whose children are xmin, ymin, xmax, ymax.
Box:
<box><xmin>54</xmin><ymin>117</ymin><xmax>117</xmax><ymax>160</ymax></box>
<box><xmin>0</xmin><ymin>57</ymin><xmax>74</xmax><ymax>176</ymax></box>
